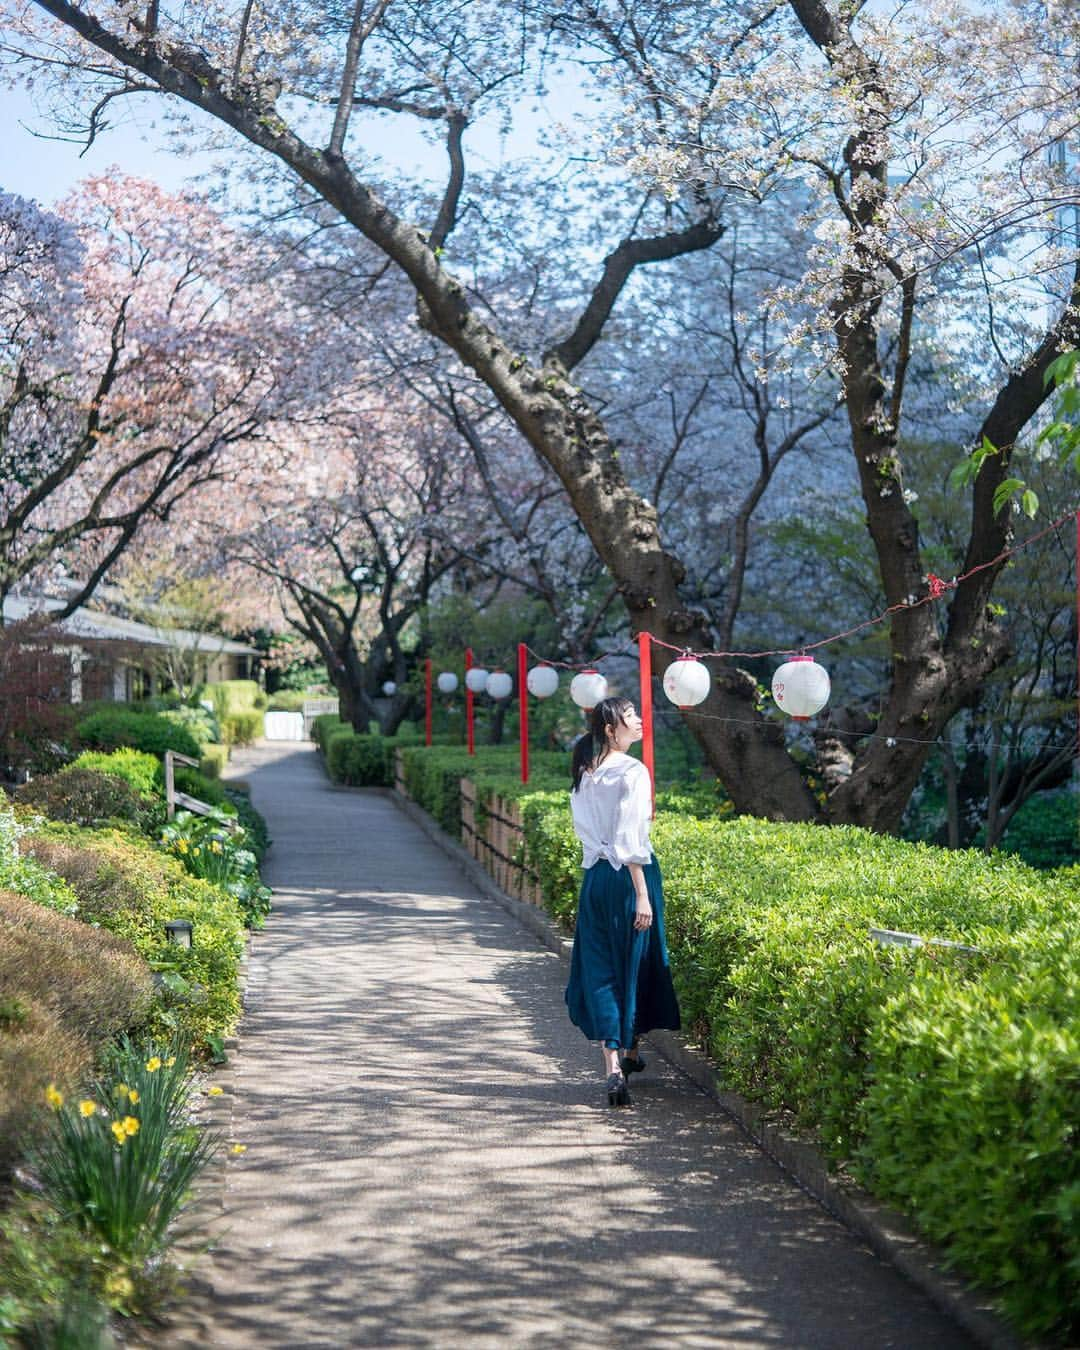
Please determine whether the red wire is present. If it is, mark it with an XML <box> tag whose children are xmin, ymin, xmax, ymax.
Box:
<box><xmin>518</xmin><ymin>508</ymin><xmax>1077</xmax><ymax>668</ymax></box>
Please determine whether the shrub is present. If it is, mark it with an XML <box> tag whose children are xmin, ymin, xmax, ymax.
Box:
<box><xmin>16</xmin><ymin>770</ymin><xmax>149</xmax><ymax>830</ymax></box>
<box><xmin>173</xmin><ymin>766</ymin><xmax>230</xmax><ymax>809</ymax></box>
<box><xmin>64</xmin><ymin>749</ymin><xmax>160</xmax><ymax>801</ymax></box>
<box><xmin>266</xmin><ymin>689</ymin><xmax>308</xmax><ymax>711</ymax></box>
<box><xmin>225</xmin><ymin>788</ymin><xmax>270</xmax><ymax>862</ymax></box>
<box><xmin>159</xmin><ymin>704</ymin><xmax>220</xmax><ymax>748</ymax></box>
<box><xmin>21</xmin><ymin>824</ymin><xmax>245</xmax><ymax>1046</ymax></box>
<box><xmin>312</xmin><ymin>713</ymin><xmax>345</xmax><ymax>751</ymax></box>
<box><xmin>219</xmin><ymin>709</ymin><xmax>263</xmax><ymax>746</ymax></box>
<box><xmin>0</xmin><ymin>803</ymin><xmax>79</xmax><ymax>919</ymax></box>
<box><xmin>199</xmin><ymin>744</ymin><xmax>229</xmax><ymax>779</ymax></box>
<box><xmin>0</xmin><ymin>890</ymin><xmax>152</xmax><ymax>1179</ymax></box>
<box><xmin>160</xmin><ymin>808</ymin><xmax>272</xmax><ymax>929</ymax></box>
<box><xmin>325</xmin><ymin>731</ymin><xmax>394</xmax><ymax>787</ymax></box>
<box><xmin>205</xmin><ymin>679</ymin><xmax>266</xmax><ymax>718</ymax></box>
<box><xmin>75</xmin><ymin>708</ymin><xmax>200</xmax><ymax>760</ymax></box>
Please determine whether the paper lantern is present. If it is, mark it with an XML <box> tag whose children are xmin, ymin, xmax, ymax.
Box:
<box><xmin>486</xmin><ymin>669</ymin><xmax>513</xmax><ymax>699</ymax></box>
<box><xmin>437</xmin><ymin>672</ymin><xmax>458</xmax><ymax>694</ymax></box>
<box><xmin>570</xmin><ymin>669</ymin><xmax>608</xmax><ymax>710</ymax></box>
<box><xmin>465</xmin><ymin>667</ymin><xmax>489</xmax><ymax>693</ymax></box>
<box><xmin>382</xmin><ymin>681</ymin><xmax>397</xmax><ymax>696</ymax></box>
<box><xmin>662</xmin><ymin>655</ymin><xmax>710</xmax><ymax>708</ymax></box>
<box><xmin>526</xmin><ymin>664</ymin><xmax>560</xmax><ymax>699</ymax></box>
<box><xmin>772</xmin><ymin>656</ymin><xmax>830</xmax><ymax>720</ymax></box>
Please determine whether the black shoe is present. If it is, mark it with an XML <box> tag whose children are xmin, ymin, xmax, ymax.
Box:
<box><xmin>606</xmin><ymin>1072</ymin><xmax>631</xmax><ymax>1107</ymax></box>
<box><xmin>620</xmin><ymin>1053</ymin><xmax>646</xmax><ymax>1077</ymax></box>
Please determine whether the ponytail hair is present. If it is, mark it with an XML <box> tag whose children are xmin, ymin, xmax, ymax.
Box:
<box><xmin>570</xmin><ymin>696</ymin><xmax>635</xmax><ymax>792</ymax></box>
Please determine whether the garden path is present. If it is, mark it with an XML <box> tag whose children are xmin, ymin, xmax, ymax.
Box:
<box><xmin>161</xmin><ymin>740</ymin><xmax>972</xmax><ymax>1349</ymax></box>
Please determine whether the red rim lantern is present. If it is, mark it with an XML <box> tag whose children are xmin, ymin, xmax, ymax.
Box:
<box><xmin>772</xmin><ymin>655</ymin><xmax>830</xmax><ymax>721</ymax></box>
<box><xmin>662</xmin><ymin>655</ymin><xmax>710</xmax><ymax>709</ymax></box>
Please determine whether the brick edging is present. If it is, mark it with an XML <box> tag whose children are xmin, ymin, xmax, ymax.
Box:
<box><xmin>385</xmin><ymin>786</ymin><xmax>1028</xmax><ymax>1350</ymax></box>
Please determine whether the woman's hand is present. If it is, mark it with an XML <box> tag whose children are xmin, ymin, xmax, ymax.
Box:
<box><xmin>633</xmin><ymin>894</ymin><xmax>653</xmax><ymax>931</ymax></box>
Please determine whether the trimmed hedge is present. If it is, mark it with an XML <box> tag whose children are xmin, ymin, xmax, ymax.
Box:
<box><xmin>199</xmin><ymin>744</ymin><xmax>230</xmax><ymax>779</ymax></box>
<box><xmin>75</xmin><ymin>709</ymin><xmax>201</xmax><ymax>760</ymax></box>
<box><xmin>16</xmin><ymin>770</ymin><xmax>150</xmax><ymax>831</ymax></box>
<box><xmin>65</xmin><ymin>749</ymin><xmax>160</xmax><ymax>800</ymax></box>
<box><xmin>387</xmin><ymin>743</ymin><xmax>1080</xmax><ymax>1341</ymax></box>
<box><xmin>204</xmin><ymin>680</ymin><xmax>266</xmax><ymax>717</ymax></box>
<box><xmin>219</xmin><ymin>710</ymin><xmax>263</xmax><ymax>747</ymax></box>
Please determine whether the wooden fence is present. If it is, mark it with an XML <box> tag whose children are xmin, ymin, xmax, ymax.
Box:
<box><xmin>394</xmin><ymin>751</ymin><xmax>543</xmax><ymax>907</ymax></box>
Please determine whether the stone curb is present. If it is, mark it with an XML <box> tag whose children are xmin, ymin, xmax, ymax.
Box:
<box><xmin>386</xmin><ymin>786</ymin><xmax>1028</xmax><ymax>1350</ymax></box>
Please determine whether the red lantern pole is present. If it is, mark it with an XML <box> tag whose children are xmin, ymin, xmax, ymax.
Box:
<box><xmin>424</xmin><ymin>657</ymin><xmax>433</xmax><ymax>747</ymax></box>
<box><xmin>518</xmin><ymin>641</ymin><xmax>529</xmax><ymax>785</ymax></box>
<box><xmin>465</xmin><ymin>647</ymin><xmax>475</xmax><ymax>756</ymax></box>
<box><xmin>639</xmin><ymin>631</ymin><xmax>655</xmax><ymax>815</ymax></box>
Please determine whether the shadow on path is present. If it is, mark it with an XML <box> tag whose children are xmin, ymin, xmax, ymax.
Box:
<box><xmin>162</xmin><ymin>742</ymin><xmax>972</xmax><ymax>1350</ymax></box>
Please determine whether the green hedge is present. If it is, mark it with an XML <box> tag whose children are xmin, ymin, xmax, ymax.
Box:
<box><xmin>65</xmin><ymin>749</ymin><xmax>160</xmax><ymax>801</ymax></box>
<box><xmin>199</xmin><ymin>744</ymin><xmax>230</xmax><ymax>779</ymax></box>
<box><xmin>204</xmin><ymin>680</ymin><xmax>266</xmax><ymax>718</ymax></box>
<box><xmin>75</xmin><ymin>709</ymin><xmax>201</xmax><ymax>760</ymax></box>
<box><xmin>386</xmin><ymin>745</ymin><xmax>1080</xmax><ymax>1341</ymax></box>
<box><xmin>219</xmin><ymin>710</ymin><xmax>263</xmax><ymax>747</ymax></box>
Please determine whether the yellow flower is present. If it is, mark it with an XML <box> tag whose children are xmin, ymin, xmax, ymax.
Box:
<box><xmin>111</xmin><ymin>1120</ymin><xmax>127</xmax><ymax>1145</ymax></box>
<box><xmin>177</xmin><ymin>839</ymin><xmax>189</xmax><ymax>853</ymax></box>
<box><xmin>114</xmin><ymin>1083</ymin><xmax>130</xmax><ymax>1100</ymax></box>
<box><xmin>145</xmin><ymin>1057</ymin><xmax>162</xmax><ymax>1073</ymax></box>
<box><xmin>123</xmin><ymin>1116</ymin><xmax>140</xmax><ymax>1136</ymax></box>
<box><xmin>211</xmin><ymin>840</ymin><xmax>223</xmax><ymax>854</ymax></box>
<box><xmin>230</xmin><ymin>1144</ymin><xmax>247</xmax><ymax>1155</ymax></box>
<box><xmin>193</xmin><ymin>846</ymin><xmax>201</xmax><ymax>856</ymax></box>
<box><xmin>127</xmin><ymin>1089</ymin><xmax>139</xmax><ymax>1105</ymax></box>
<box><xmin>104</xmin><ymin>1271</ymin><xmax>135</xmax><ymax>1302</ymax></box>
<box><xmin>79</xmin><ymin>1099</ymin><xmax>97</xmax><ymax>1117</ymax></box>
<box><xmin>207</xmin><ymin>1086</ymin><xmax>223</xmax><ymax>1097</ymax></box>
<box><xmin>165</xmin><ymin>1056</ymin><xmax>176</xmax><ymax>1067</ymax></box>
<box><xmin>45</xmin><ymin>1084</ymin><xmax>64</xmax><ymax>1110</ymax></box>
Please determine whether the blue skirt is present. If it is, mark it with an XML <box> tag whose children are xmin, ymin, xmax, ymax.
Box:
<box><xmin>564</xmin><ymin>855</ymin><xmax>681</xmax><ymax>1049</ymax></box>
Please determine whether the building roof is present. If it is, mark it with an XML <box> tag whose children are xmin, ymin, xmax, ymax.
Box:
<box><xmin>2</xmin><ymin>594</ymin><xmax>261</xmax><ymax>658</ymax></box>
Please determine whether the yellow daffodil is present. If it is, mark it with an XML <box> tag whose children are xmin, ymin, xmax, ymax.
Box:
<box><xmin>207</xmin><ymin>1085</ymin><xmax>223</xmax><ymax>1097</ymax></box>
<box><xmin>211</xmin><ymin>840</ymin><xmax>223</xmax><ymax>854</ymax></box>
<box><xmin>111</xmin><ymin>1120</ymin><xmax>127</xmax><ymax>1145</ymax></box>
<box><xmin>127</xmin><ymin>1089</ymin><xmax>139</xmax><ymax>1105</ymax></box>
<box><xmin>230</xmin><ymin>1144</ymin><xmax>247</xmax><ymax>1155</ymax></box>
<box><xmin>178</xmin><ymin>839</ymin><xmax>189</xmax><ymax>853</ymax></box>
<box><xmin>45</xmin><ymin>1084</ymin><xmax>63</xmax><ymax>1110</ymax></box>
<box><xmin>165</xmin><ymin>1056</ymin><xmax>176</xmax><ymax>1067</ymax></box>
<box><xmin>78</xmin><ymin>1099</ymin><xmax>97</xmax><ymax>1117</ymax></box>
<box><xmin>104</xmin><ymin>1272</ymin><xmax>135</xmax><ymax>1302</ymax></box>
<box><xmin>193</xmin><ymin>846</ymin><xmax>201</xmax><ymax>855</ymax></box>
<box><xmin>145</xmin><ymin>1057</ymin><xmax>162</xmax><ymax>1073</ymax></box>
<box><xmin>114</xmin><ymin>1083</ymin><xmax>130</xmax><ymax>1099</ymax></box>
<box><xmin>123</xmin><ymin>1116</ymin><xmax>139</xmax><ymax>1136</ymax></box>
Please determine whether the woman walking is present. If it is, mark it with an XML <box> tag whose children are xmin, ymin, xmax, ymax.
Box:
<box><xmin>565</xmin><ymin>696</ymin><xmax>681</xmax><ymax>1106</ymax></box>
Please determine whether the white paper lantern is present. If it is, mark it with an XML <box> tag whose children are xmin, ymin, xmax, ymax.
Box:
<box><xmin>570</xmin><ymin>669</ymin><xmax>608</xmax><ymax>710</ymax></box>
<box><xmin>437</xmin><ymin>672</ymin><xmax>458</xmax><ymax>694</ymax></box>
<box><xmin>662</xmin><ymin>655</ymin><xmax>711</xmax><ymax>708</ymax></box>
<box><xmin>526</xmin><ymin>663</ymin><xmax>560</xmax><ymax>699</ymax></box>
<box><xmin>486</xmin><ymin>669</ymin><xmax>513</xmax><ymax>699</ymax></box>
<box><xmin>772</xmin><ymin>656</ymin><xmax>831</xmax><ymax>720</ymax></box>
<box><xmin>465</xmin><ymin>667</ymin><xmax>489</xmax><ymax>694</ymax></box>
<box><xmin>382</xmin><ymin>681</ymin><xmax>397</xmax><ymax>696</ymax></box>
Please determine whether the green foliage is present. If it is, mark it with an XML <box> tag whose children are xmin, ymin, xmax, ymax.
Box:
<box><xmin>21</xmin><ymin>823</ymin><xmax>245</xmax><ymax>1045</ymax></box>
<box><xmin>996</xmin><ymin>789</ymin><xmax>1080</xmax><ymax>870</ymax></box>
<box><xmin>311</xmin><ymin>713</ymin><xmax>345</xmax><ymax>750</ymax></box>
<box><xmin>0</xmin><ymin>803</ymin><xmax>79</xmax><ymax>918</ymax></box>
<box><xmin>224</xmin><ymin>788</ymin><xmax>270</xmax><ymax>862</ymax></box>
<box><xmin>159</xmin><ymin>704</ymin><xmax>220</xmax><ymax>747</ymax></box>
<box><xmin>64</xmin><ymin>749</ymin><xmax>160</xmax><ymax>801</ymax></box>
<box><xmin>75</xmin><ymin>708</ymin><xmax>200</xmax><ymax>760</ymax></box>
<box><xmin>219</xmin><ymin>710</ymin><xmax>264</xmax><ymax>746</ymax></box>
<box><xmin>30</xmin><ymin>1036</ymin><xmax>217</xmax><ymax>1271</ymax></box>
<box><xmin>266</xmin><ymin>689</ymin><xmax>308</xmax><ymax>711</ymax></box>
<box><xmin>173</xmin><ymin>766</ymin><xmax>229</xmax><ymax>809</ymax></box>
<box><xmin>159</xmin><ymin>808</ymin><xmax>272</xmax><ymax>929</ymax></box>
<box><xmin>16</xmin><ymin>770</ymin><xmax>150</xmax><ymax>831</ymax></box>
<box><xmin>325</xmin><ymin>729</ymin><xmax>395</xmax><ymax>786</ymax></box>
<box><xmin>199</xmin><ymin>743</ymin><xmax>230</xmax><ymax>779</ymax></box>
<box><xmin>204</xmin><ymin>679</ymin><xmax>267</xmax><ymax>718</ymax></box>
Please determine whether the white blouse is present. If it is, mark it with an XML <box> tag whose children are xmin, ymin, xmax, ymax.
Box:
<box><xmin>570</xmin><ymin>751</ymin><xmax>653</xmax><ymax>870</ymax></box>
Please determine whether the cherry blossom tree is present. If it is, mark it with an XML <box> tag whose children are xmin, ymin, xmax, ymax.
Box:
<box><xmin>0</xmin><ymin>175</ymin><xmax>317</xmax><ymax>621</ymax></box>
<box><xmin>7</xmin><ymin>0</ymin><xmax>1078</xmax><ymax>828</ymax></box>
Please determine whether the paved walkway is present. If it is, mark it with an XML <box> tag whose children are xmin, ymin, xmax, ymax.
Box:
<box><xmin>164</xmin><ymin>741</ymin><xmax>972</xmax><ymax>1349</ymax></box>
